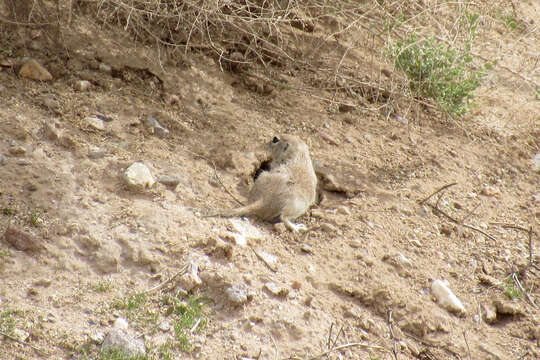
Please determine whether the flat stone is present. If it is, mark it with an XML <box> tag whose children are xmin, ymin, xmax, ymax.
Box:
<box><xmin>75</xmin><ymin>80</ymin><xmax>92</xmax><ymax>91</ymax></box>
<box><xmin>99</xmin><ymin>63</ymin><xmax>112</xmax><ymax>73</ymax></box>
<box><xmin>255</xmin><ymin>250</ymin><xmax>277</xmax><ymax>267</ymax></box>
<box><xmin>157</xmin><ymin>175</ymin><xmax>180</xmax><ymax>187</ymax></box>
<box><xmin>84</xmin><ymin>116</ymin><xmax>105</xmax><ymax>131</ymax></box>
<box><xmin>226</xmin><ymin>283</ymin><xmax>249</xmax><ymax>305</ymax></box>
<box><xmin>482</xmin><ymin>303</ymin><xmax>497</xmax><ymax>324</ymax></box>
<box><xmin>88</xmin><ymin>148</ymin><xmax>106</xmax><ymax>159</ymax></box>
<box><xmin>431</xmin><ymin>279</ymin><xmax>466</xmax><ymax>315</ymax></box>
<box><xmin>19</xmin><ymin>59</ymin><xmax>52</xmax><ymax>81</ymax></box>
<box><xmin>494</xmin><ymin>300</ymin><xmax>523</xmax><ymax>315</ymax></box>
<box><xmin>264</xmin><ymin>282</ymin><xmax>289</xmax><ymax>297</ymax></box>
<box><xmin>8</xmin><ymin>145</ymin><xmax>27</xmax><ymax>156</ymax></box>
<box><xmin>90</xmin><ymin>331</ymin><xmax>105</xmax><ymax>344</ymax></box>
<box><xmin>42</xmin><ymin>122</ymin><xmax>61</xmax><ymax>141</ymax></box>
<box><xmin>3</xmin><ymin>225</ymin><xmax>43</xmax><ymax>252</ymax></box>
<box><xmin>102</xmin><ymin>328</ymin><xmax>145</xmax><ymax>357</ymax></box>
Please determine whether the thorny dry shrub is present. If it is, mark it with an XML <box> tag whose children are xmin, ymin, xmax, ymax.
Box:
<box><xmin>80</xmin><ymin>0</ymin><xmax>534</xmax><ymax>119</ymax></box>
<box><xmin>3</xmin><ymin>1</ymin><xmax>535</xmax><ymax>120</ymax></box>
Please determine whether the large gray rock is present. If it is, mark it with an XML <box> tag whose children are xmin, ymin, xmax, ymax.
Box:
<box><xmin>101</xmin><ymin>328</ymin><xmax>145</xmax><ymax>357</ymax></box>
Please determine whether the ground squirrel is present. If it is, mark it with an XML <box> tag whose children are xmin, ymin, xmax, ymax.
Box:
<box><xmin>207</xmin><ymin>134</ymin><xmax>317</xmax><ymax>232</ymax></box>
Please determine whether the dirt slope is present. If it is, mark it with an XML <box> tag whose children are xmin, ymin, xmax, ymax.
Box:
<box><xmin>1</xmin><ymin>1</ymin><xmax>539</xmax><ymax>359</ymax></box>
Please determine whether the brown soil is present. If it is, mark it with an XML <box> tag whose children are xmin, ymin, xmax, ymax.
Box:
<box><xmin>1</xmin><ymin>1</ymin><xmax>539</xmax><ymax>360</ymax></box>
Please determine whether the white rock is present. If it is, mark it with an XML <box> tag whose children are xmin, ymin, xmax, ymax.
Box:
<box><xmin>13</xmin><ymin>328</ymin><xmax>29</xmax><ymax>342</ymax></box>
<box><xmin>90</xmin><ymin>331</ymin><xmax>105</xmax><ymax>343</ymax></box>
<box><xmin>124</xmin><ymin>162</ymin><xmax>155</xmax><ymax>191</ymax></box>
<box><xmin>99</xmin><ymin>63</ymin><xmax>112</xmax><ymax>73</ymax></box>
<box><xmin>533</xmin><ymin>153</ymin><xmax>540</xmax><ymax>172</ymax></box>
<box><xmin>75</xmin><ymin>80</ymin><xmax>92</xmax><ymax>91</ymax></box>
<box><xmin>255</xmin><ymin>250</ymin><xmax>277</xmax><ymax>267</ymax></box>
<box><xmin>159</xmin><ymin>320</ymin><xmax>171</xmax><ymax>332</ymax></box>
<box><xmin>226</xmin><ymin>283</ymin><xmax>249</xmax><ymax>305</ymax></box>
<box><xmin>102</xmin><ymin>328</ymin><xmax>145</xmax><ymax>357</ymax></box>
<box><xmin>178</xmin><ymin>262</ymin><xmax>203</xmax><ymax>291</ymax></box>
<box><xmin>114</xmin><ymin>317</ymin><xmax>129</xmax><ymax>331</ymax></box>
<box><xmin>431</xmin><ymin>280</ymin><xmax>466</xmax><ymax>314</ymax></box>
<box><xmin>84</xmin><ymin>116</ymin><xmax>105</xmax><ymax>131</ymax></box>
<box><xmin>395</xmin><ymin>253</ymin><xmax>412</xmax><ymax>267</ymax></box>
<box><xmin>264</xmin><ymin>282</ymin><xmax>289</xmax><ymax>297</ymax></box>
<box><xmin>229</xmin><ymin>218</ymin><xmax>264</xmax><ymax>245</ymax></box>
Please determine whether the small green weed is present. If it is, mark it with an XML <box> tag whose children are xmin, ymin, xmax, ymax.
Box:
<box><xmin>93</xmin><ymin>280</ymin><xmax>112</xmax><ymax>293</ymax></box>
<box><xmin>0</xmin><ymin>249</ymin><xmax>11</xmax><ymax>260</ymax></box>
<box><xmin>171</xmin><ymin>296</ymin><xmax>207</xmax><ymax>352</ymax></box>
<box><xmin>99</xmin><ymin>348</ymin><xmax>148</xmax><ymax>360</ymax></box>
<box><xmin>0</xmin><ymin>249</ymin><xmax>12</xmax><ymax>270</ymax></box>
<box><xmin>113</xmin><ymin>293</ymin><xmax>147</xmax><ymax>311</ymax></box>
<box><xmin>504</xmin><ymin>276</ymin><xmax>522</xmax><ymax>300</ymax></box>
<box><xmin>112</xmin><ymin>292</ymin><xmax>158</xmax><ymax>329</ymax></box>
<box><xmin>0</xmin><ymin>309</ymin><xmax>19</xmax><ymax>336</ymax></box>
<box><xmin>390</xmin><ymin>35</ymin><xmax>485</xmax><ymax>117</ymax></box>
<box><xmin>29</xmin><ymin>209</ymin><xmax>42</xmax><ymax>227</ymax></box>
<box><xmin>157</xmin><ymin>342</ymin><xmax>173</xmax><ymax>360</ymax></box>
<box><xmin>2</xmin><ymin>207</ymin><xmax>15</xmax><ymax>216</ymax></box>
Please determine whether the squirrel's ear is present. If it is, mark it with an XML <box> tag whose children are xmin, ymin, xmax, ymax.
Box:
<box><xmin>284</xmin><ymin>143</ymin><xmax>289</xmax><ymax>151</ymax></box>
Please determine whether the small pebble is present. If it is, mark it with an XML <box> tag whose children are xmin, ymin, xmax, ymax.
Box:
<box><xmin>337</xmin><ymin>206</ymin><xmax>351</xmax><ymax>215</ymax></box>
<box><xmin>431</xmin><ymin>279</ymin><xmax>466</xmax><ymax>314</ymax></box>
<box><xmin>159</xmin><ymin>321</ymin><xmax>171</xmax><ymax>332</ymax></box>
<box><xmin>90</xmin><ymin>331</ymin><xmax>105</xmax><ymax>344</ymax></box>
<box><xmin>3</xmin><ymin>225</ymin><xmax>43</xmax><ymax>252</ymax></box>
<box><xmin>19</xmin><ymin>59</ymin><xmax>52</xmax><ymax>81</ymax></box>
<box><xmin>99</xmin><ymin>63</ymin><xmax>112</xmax><ymax>73</ymax></box>
<box><xmin>8</xmin><ymin>145</ymin><xmax>27</xmax><ymax>156</ymax></box>
<box><xmin>88</xmin><ymin>148</ymin><xmax>106</xmax><ymax>159</ymax></box>
<box><xmin>226</xmin><ymin>283</ymin><xmax>249</xmax><ymax>305</ymax></box>
<box><xmin>158</xmin><ymin>175</ymin><xmax>180</xmax><ymax>187</ymax></box>
<box><xmin>124</xmin><ymin>162</ymin><xmax>155</xmax><ymax>191</ymax></box>
<box><xmin>319</xmin><ymin>131</ymin><xmax>338</xmax><ymax>145</ymax></box>
<box><xmin>264</xmin><ymin>282</ymin><xmax>289</xmax><ymax>297</ymax></box>
<box><xmin>75</xmin><ymin>80</ymin><xmax>92</xmax><ymax>91</ymax></box>
<box><xmin>321</xmin><ymin>223</ymin><xmax>337</xmax><ymax>233</ymax></box>
<box><xmin>84</xmin><ymin>116</ymin><xmax>105</xmax><ymax>131</ymax></box>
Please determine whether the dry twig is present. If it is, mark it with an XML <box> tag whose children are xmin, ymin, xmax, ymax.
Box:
<box><xmin>418</xmin><ymin>183</ymin><xmax>457</xmax><ymax>204</ymax></box>
<box><xmin>144</xmin><ymin>264</ymin><xmax>188</xmax><ymax>293</ymax></box>
<box><xmin>387</xmin><ymin>309</ymin><xmax>399</xmax><ymax>360</ymax></box>
<box><xmin>0</xmin><ymin>331</ymin><xmax>48</xmax><ymax>356</ymax></box>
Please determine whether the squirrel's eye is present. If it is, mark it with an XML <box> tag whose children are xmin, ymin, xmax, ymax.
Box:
<box><xmin>272</xmin><ymin>136</ymin><xmax>280</xmax><ymax>143</ymax></box>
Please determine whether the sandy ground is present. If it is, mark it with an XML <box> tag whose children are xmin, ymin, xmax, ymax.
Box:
<box><xmin>0</xmin><ymin>1</ymin><xmax>539</xmax><ymax>359</ymax></box>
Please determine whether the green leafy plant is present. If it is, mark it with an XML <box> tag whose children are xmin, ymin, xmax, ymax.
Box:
<box><xmin>29</xmin><ymin>209</ymin><xmax>42</xmax><ymax>226</ymax></box>
<box><xmin>390</xmin><ymin>35</ymin><xmax>485</xmax><ymax>117</ymax></box>
<box><xmin>2</xmin><ymin>207</ymin><xmax>15</xmax><ymax>216</ymax></box>
<box><xmin>99</xmin><ymin>348</ymin><xmax>148</xmax><ymax>360</ymax></box>
<box><xmin>113</xmin><ymin>293</ymin><xmax>147</xmax><ymax>312</ymax></box>
<box><xmin>0</xmin><ymin>309</ymin><xmax>20</xmax><ymax>336</ymax></box>
<box><xmin>171</xmin><ymin>296</ymin><xmax>207</xmax><ymax>352</ymax></box>
<box><xmin>504</xmin><ymin>276</ymin><xmax>522</xmax><ymax>300</ymax></box>
<box><xmin>93</xmin><ymin>280</ymin><xmax>112</xmax><ymax>293</ymax></box>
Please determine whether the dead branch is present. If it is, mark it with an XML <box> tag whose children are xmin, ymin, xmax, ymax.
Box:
<box><xmin>249</xmin><ymin>246</ymin><xmax>277</xmax><ymax>273</ymax></box>
<box><xmin>144</xmin><ymin>264</ymin><xmax>188</xmax><ymax>293</ymax></box>
<box><xmin>512</xmin><ymin>272</ymin><xmax>538</xmax><ymax>309</ymax></box>
<box><xmin>0</xmin><ymin>330</ymin><xmax>49</xmax><ymax>356</ymax></box>
<box><xmin>387</xmin><ymin>309</ymin><xmax>399</xmax><ymax>360</ymax></box>
<box><xmin>419</xmin><ymin>182</ymin><xmax>458</xmax><ymax>204</ymax></box>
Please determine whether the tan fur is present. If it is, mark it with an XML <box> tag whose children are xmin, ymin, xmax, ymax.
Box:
<box><xmin>207</xmin><ymin>135</ymin><xmax>317</xmax><ymax>232</ymax></box>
